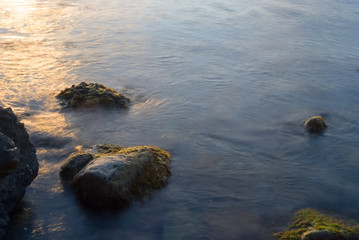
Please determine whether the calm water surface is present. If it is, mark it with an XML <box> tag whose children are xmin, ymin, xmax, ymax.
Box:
<box><xmin>1</xmin><ymin>0</ymin><xmax>359</xmax><ymax>239</ymax></box>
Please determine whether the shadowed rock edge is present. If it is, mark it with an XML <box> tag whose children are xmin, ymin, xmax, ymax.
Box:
<box><xmin>0</xmin><ymin>107</ymin><xmax>39</xmax><ymax>239</ymax></box>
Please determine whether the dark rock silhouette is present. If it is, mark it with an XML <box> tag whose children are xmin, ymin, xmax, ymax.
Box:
<box><xmin>0</xmin><ymin>107</ymin><xmax>38</xmax><ymax>239</ymax></box>
<box><xmin>0</xmin><ymin>133</ymin><xmax>19</xmax><ymax>178</ymax></box>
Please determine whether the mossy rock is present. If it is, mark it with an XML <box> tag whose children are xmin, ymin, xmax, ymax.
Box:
<box><xmin>274</xmin><ymin>208</ymin><xmax>359</xmax><ymax>240</ymax></box>
<box><xmin>60</xmin><ymin>144</ymin><xmax>171</xmax><ymax>208</ymax></box>
<box><xmin>56</xmin><ymin>82</ymin><xmax>130</xmax><ymax>108</ymax></box>
<box><xmin>305</xmin><ymin>116</ymin><xmax>327</xmax><ymax>133</ymax></box>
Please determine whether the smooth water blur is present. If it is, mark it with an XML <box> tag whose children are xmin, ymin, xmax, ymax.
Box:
<box><xmin>1</xmin><ymin>0</ymin><xmax>359</xmax><ymax>239</ymax></box>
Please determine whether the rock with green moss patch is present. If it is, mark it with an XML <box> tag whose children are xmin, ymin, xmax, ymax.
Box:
<box><xmin>56</xmin><ymin>82</ymin><xmax>130</xmax><ymax>108</ymax></box>
<box><xmin>60</xmin><ymin>144</ymin><xmax>171</xmax><ymax>208</ymax></box>
<box><xmin>274</xmin><ymin>208</ymin><xmax>359</xmax><ymax>240</ymax></box>
<box><xmin>305</xmin><ymin>116</ymin><xmax>327</xmax><ymax>133</ymax></box>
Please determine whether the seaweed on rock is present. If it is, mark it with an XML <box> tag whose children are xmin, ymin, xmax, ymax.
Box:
<box><xmin>274</xmin><ymin>208</ymin><xmax>359</xmax><ymax>240</ymax></box>
<box><xmin>56</xmin><ymin>82</ymin><xmax>130</xmax><ymax>109</ymax></box>
<box><xmin>60</xmin><ymin>144</ymin><xmax>171</xmax><ymax>208</ymax></box>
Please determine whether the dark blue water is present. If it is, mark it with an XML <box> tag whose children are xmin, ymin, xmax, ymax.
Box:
<box><xmin>1</xmin><ymin>0</ymin><xmax>359</xmax><ymax>239</ymax></box>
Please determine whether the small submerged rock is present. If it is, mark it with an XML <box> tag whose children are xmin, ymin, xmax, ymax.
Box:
<box><xmin>60</xmin><ymin>144</ymin><xmax>171</xmax><ymax>208</ymax></box>
<box><xmin>274</xmin><ymin>208</ymin><xmax>359</xmax><ymax>240</ymax></box>
<box><xmin>305</xmin><ymin>116</ymin><xmax>327</xmax><ymax>133</ymax></box>
<box><xmin>56</xmin><ymin>82</ymin><xmax>130</xmax><ymax>108</ymax></box>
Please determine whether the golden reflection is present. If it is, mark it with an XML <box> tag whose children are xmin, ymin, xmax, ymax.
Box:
<box><xmin>21</xmin><ymin>112</ymin><xmax>74</xmax><ymax>137</ymax></box>
<box><xmin>1</xmin><ymin>0</ymin><xmax>37</xmax><ymax>15</ymax></box>
<box><xmin>0</xmin><ymin>0</ymin><xmax>78</xmax><ymax>140</ymax></box>
<box><xmin>37</xmin><ymin>158</ymin><xmax>62</xmax><ymax>176</ymax></box>
<box><xmin>31</xmin><ymin>215</ymin><xmax>66</xmax><ymax>236</ymax></box>
<box><xmin>50</xmin><ymin>185</ymin><xmax>64</xmax><ymax>193</ymax></box>
<box><xmin>74</xmin><ymin>145</ymin><xmax>84</xmax><ymax>152</ymax></box>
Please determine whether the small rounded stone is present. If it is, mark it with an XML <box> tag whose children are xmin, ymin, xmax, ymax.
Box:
<box><xmin>305</xmin><ymin>116</ymin><xmax>327</xmax><ymax>133</ymax></box>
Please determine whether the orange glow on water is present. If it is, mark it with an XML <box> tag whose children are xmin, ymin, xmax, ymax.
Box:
<box><xmin>0</xmin><ymin>0</ymin><xmax>78</xmax><ymax>138</ymax></box>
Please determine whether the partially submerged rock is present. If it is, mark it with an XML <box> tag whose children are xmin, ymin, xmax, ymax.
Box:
<box><xmin>56</xmin><ymin>82</ymin><xmax>130</xmax><ymax>108</ymax></box>
<box><xmin>274</xmin><ymin>208</ymin><xmax>359</xmax><ymax>240</ymax></box>
<box><xmin>0</xmin><ymin>107</ymin><xmax>38</xmax><ymax>238</ymax></box>
<box><xmin>60</xmin><ymin>144</ymin><xmax>171</xmax><ymax>208</ymax></box>
<box><xmin>305</xmin><ymin>116</ymin><xmax>327</xmax><ymax>133</ymax></box>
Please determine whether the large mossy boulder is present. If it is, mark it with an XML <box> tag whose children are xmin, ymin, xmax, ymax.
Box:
<box><xmin>56</xmin><ymin>82</ymin><xmax>130</xmax><ymax>108</ymax></box>
<box><xmin>274</xmin><ymin>208</ymin><xmax>359</xmax><ymax>240</ymax></box>
<box><xmin>60</xmin><ymin>144</ymin><xmax>171</xmax><ymax>208</ymax></box>
<box><xmin>0</xmin><ymin>107</ymin><xmax>38</xmax><ymax>238</ymax></box>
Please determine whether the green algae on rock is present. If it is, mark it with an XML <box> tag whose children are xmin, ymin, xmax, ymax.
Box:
<box><xmin>305</xmin><ymin>116</ymin><xmax>327</xmax><ymax>133</ymax></box>
<box><xmin>274</xmin><ymin>208</ymin><xmax>359</xmax><ymax>240</ymax></box>
<box><xmin>60</xmin><ymin>144</ymin><xmax>171</xmax><ymax>208</ymax></box>
<box><xmin>56</xmin><ymin>82</ymin><xmax>130</xmax><ymax>108</ymax></box>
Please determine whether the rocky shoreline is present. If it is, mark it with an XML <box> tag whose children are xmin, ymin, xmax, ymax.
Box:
<box><xmin>0</xmin><ymin>107</ymin><xmax>38</xmax><ymax>239</ymax></box>
<box><xmin>0</xmin><ymin>82</ymin><xmax>347</xmax><ymax>240</ymax></box>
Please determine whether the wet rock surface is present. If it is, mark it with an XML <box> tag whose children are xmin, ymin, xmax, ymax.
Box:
<box><xmin>305</xmin><ymin>116</ymin><xmax>327</xmax><ymax>133</ymax></box>
<box><xmin>0</xmin><ymin>107</ymin><xmax>38</xmax><ymax>239</ymax></box>
<box><xmin>56</xmin><ymin>82</ymin><xmax>130</xmax><ymax>109</ymax></box>
<box><xmin>60</xmin><ymin>144</ymin><xmax>171</xmax><ymax>208</ymax></box>
<box><xmin>301</xmin><ymin>229</ymin><xmax>335</xmax><ymax>240</ymax></box>
<box><xmin>274</xmin><ymin>208</ymin><xmax>359</xmax><ymax>240</ymax></box>
<box><xmin>0</xmin><ymin>133</ymin><xmax>19</xmax><ymax>178</ymax></box>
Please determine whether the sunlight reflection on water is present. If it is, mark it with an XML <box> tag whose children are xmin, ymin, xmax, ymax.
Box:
<box><xmin>1</xmin><ymin>0</ymin><xmax>359</xmax><ymax>239</ymax></box>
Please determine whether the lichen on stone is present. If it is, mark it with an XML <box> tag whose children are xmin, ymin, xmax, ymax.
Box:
<box><xmin>56</xmin><ymin>82</ymin><xmax>130</xmax><ymax>109</ymax></box>
<box><xmin>274</xmin><ymin>208</ymin><xmax>359</xmax><ymax>240</ymax></box>
<box><xmin>60</xmin><ymin>144</ymin><xmax>171</xmax><ymax>208</ymax></box>
<box><xmin>90</xmin><ymin>144</ymin><xmax>123</xmax><ymax>155</ymax></box>
<box><xmin>305</xmin><ymin>116</ymin><xmax>327</xmax><ymax>133</ymax></box>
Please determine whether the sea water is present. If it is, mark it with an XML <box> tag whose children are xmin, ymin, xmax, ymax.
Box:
<box><xmin>1</xmin><ymin>0</ymin><xmax>359</xmax><ymax>239</ymax></box>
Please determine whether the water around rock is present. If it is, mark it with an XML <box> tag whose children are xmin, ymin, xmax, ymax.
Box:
<box><xmin>60</xmin><ymin>144</ymin><xmax>171</xmax><ymax>208</ymax></box>
<box><xmin>56</xmin><ymin>82</ymin><xmax>130</xmax><ymax>109</ymax></box>
<box><xmin>0</xmin><ymin>107</ymin><xmax>38</xmax><ymax>239</ymax></box>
